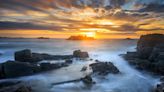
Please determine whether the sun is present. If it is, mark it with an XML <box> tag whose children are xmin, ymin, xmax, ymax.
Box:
<box><xmin>82</xmin><ymin>32</ymin><xmax>96</xmax><ymax>37</ymax></box>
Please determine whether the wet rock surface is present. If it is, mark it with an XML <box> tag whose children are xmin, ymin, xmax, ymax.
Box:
<box><xmin>73</xmin><ymin>50</ymin><xmax>89</xmax><ymax>58</ymax></box>
<box><xmin>89</xmin><ymin>62</ymin><xmax>120</xmax><ymax>75</ymax></box>
<box><xmin>0</xmin><ymin>81</ymin><xmax>32</xmax><ymax>92</ymax></box>
<box><xmin>123</xmin><ymin>34</ymin><xmax>164</xmax><ymax>75</ymax></box>
<box><xmin>15</xmin><ymin>49</ymin><xmax>89</xmax><ymax>63</ymax></box>
<box><xmin>154</xmin><ymin>77</ymin><xmax>164</xmax><ymax>92</ymax></box>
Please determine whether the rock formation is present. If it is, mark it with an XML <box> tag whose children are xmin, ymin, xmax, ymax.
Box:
<box><xmin>124</xmin><ymin>34</ymin><xmax>164</xmax><ymax>75</ymax></box>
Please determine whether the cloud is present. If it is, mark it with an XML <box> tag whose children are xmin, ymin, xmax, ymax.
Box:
<box><xmin>139</xmin><ymin>3</ymin><xmax>164</xmax><ymax>12</ymax></box>
<box><xmin>0</xmin><ymin>21</ymin><xmax>62</xmax><ymax>31</ymax></box>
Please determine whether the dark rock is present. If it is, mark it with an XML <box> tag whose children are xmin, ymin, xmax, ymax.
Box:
<box><xmin>3</xmin><ymin>61</ymin><xmax>34</xmax><ymax>78</ymax></box>
<box><xmin>73</xmin><ymin>50</ymin><xmax>89</xmax><ymax>58</ymax></box>
<box><xmin>81</xmin><ymin>66</ymin><xmax>87</xmax><ymax>72</ymax></box>
<box><xmin>15</xmin><ymin>49</ymin><xmax>74</xmax><ymax>63</ymax></box>
<box><xmin>65</xmin><ymin>59</ymin><xmax>73</xmax><ymax>64</ymax></box>
<box><xmin>155</xmin><ymin>83</ymin><xmax>164</xmax><ymax>92</ymax></box>
<box><xmin>89</xmin><ymin>62</ymin><xmax>120</xmax><ymax>75</ymax></box>
<box><xmin>124</xmin><ymin>34</ymin><xmax>164</xmax><ymax>75</ymax></box>
<box><xmin>137</xmin><ymin>34</ymin><xmax>164</xmax><ymax>59</ymax></box>
<box><xmin>14</xmin><ymin>85</ymin><xmax>32</xmax><ymax>92</ymax></box>
<box><xmin>124</xmin><ymin>52</ymin><xmax>138</xmax><ymax>60</ymax></box>
<box><xmin>40</xmin><ymin>62</ymin><xmax>68</xmax><ymax>71</ymax></box>
<box><xmin>0</xmin><ymin>81</ymin><xmax>32</xmax><ymax>92</ymax></box>
<box><xmin>82</xmin><ymin>75</ymin><xmax>95</xmax><ymax>87</ymax></box>
<box><xmin>38</xmin><ymin>53</ymin><xmax>73</xmax><ymax>60</ymax></box>
<box><xmin>15</xmin><ymin>49</ymin><xmax>34</xmax><ymax>62</ymax></box>
<box><xmin>0</xmin><ymin>81</ymin><xmax>21</xmax><ymax>88</ymax></box>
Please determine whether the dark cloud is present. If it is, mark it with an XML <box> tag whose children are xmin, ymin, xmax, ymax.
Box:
<box><xmin>139</xmin><ymin>3</ymin><xmax>164</xmax><ymax>12</ymax></box>
<box><xmin>0</xmin><ymin>21</ymin><xmax>61</xmax><ymax>30</ymax></box>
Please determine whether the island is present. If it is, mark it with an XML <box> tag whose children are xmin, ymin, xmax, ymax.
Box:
<box><xmin>37</xmin><ymin>37</ymin><xmax>50</xmax><ymax>39</ymax></box>
<box><xmin>67</xmin><ymin>35</ymin><xmax>95</xmax><ymax>40</ymax></box>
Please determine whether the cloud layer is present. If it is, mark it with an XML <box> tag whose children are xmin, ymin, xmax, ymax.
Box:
<box><xmin>0</xmin><ymin>0</ymin><xmax>163</xmax><ymax>37</ymax></box>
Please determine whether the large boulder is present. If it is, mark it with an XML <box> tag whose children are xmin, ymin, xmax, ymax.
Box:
<box><xmin>137</xmin><ymin>34</ymin><xmax>164</xmax><ymax>59</ymax></box>
<box><xmin>73</xmin><ymin>50</ymin><xmax>89</xmax><ymax>58</ymax></box>
<box><xmin>89</xmin><ymin>62</ymin><xmax>120</xmax><ymax>75</ymax></box>
<box><xmin>15</xmin><ymin>49</ymin><xmax>43</xmax><ymax>63</ymax></box>
<box><xmin>2</xmin><ymin>61</ymin><xmax>35</xmax><ymax>78</ymax></box>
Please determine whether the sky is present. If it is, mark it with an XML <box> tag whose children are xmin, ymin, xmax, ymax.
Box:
<box><xmin>0</xmin><ymin>0</ymin><xmax>164</xmax><ymax>39</ymax></box>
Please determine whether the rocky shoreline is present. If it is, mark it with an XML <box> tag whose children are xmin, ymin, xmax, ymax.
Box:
<box><xmin>0</xmin><ymin>49</ymin><xmax>120</xmax><ymax>92</ymax></box>
<box><xmin>123</xmin><ymin>34</ymin><xmax>164</xmax><ymax>92</ymax></box>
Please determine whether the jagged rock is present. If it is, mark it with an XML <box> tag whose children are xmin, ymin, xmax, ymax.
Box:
<box><xmin>155</xmin><ymin>83</ymin><xmax>164</xmax><ymax>92</ymax></box>
<box><xmin>124</xmin><ymin>34</ymin><xmax>164</xmax><ymax>75</ymax></box>
<box><xmin>0</xmin><ymin>81</ymin><xmax>32</xmax><ymax>92</ymax></box>
<box><xmin>82</xmin><ymin>76</ymin><xmax>95</xmax><ymax>86</ymax></box>
<box><xmin>15</xmin><ymin>49</ymin><xmax>33</xmax><ymax>62</ymax></box>
<box><xmin>89</xmin><ymin>62</ymin><xmax>120</xmax><ymax>75</ymax></box>
<box><xmin>2</xmin><ymin>61</ymin><xmax>35</xmax><ymax>78</ymax></box>
<box><xmin>15</xmin><ymin>49</ymin><xmax>73</xmax><ymax>63</ymax></box>
<box><xmin>73</xmin><ymin>50</ymin><xmax>89</xmax><ymax>58</ymax></box>
<box><xmin>137</xmin><ymin>34</ymin><xmax>164</xmax><ymax>59</ymax></box>
<box><xmin>65</xmin><ymin>59</ymin><xmax>73</xmax><ymax>64</ymax></box>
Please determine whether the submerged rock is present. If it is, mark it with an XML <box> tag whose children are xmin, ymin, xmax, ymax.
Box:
<box><xmin>89</xmin><ymin>62</ymin><xmax>120</xmax><ymax>75</ymax></box>
<box><xmin>73</xmin><ymin>50</ymin><xmax>89</xmax><ymax>58</ymax></box>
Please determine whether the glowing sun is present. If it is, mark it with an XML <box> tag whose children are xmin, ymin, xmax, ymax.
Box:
<box><xmin>82</xmin><ymin>32</ymin><xmax>96</xmax><ymax>37</ymax></box>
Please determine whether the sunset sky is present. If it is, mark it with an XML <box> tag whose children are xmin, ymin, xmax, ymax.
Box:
<box><xmin>0</xmin><ymin>0</ymin><xmax>164</xmax><ymax>39</ymax></box>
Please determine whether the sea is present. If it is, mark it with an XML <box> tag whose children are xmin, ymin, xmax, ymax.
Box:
<box><xmin>0</xmin><ymin>38</ymin><xmax>159</xmax><ymax>92</ymax></box>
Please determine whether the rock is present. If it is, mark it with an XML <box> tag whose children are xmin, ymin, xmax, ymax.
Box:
<box><xmin>73</xmin><ymin>50</ymin><xmax>89</xmax><ymax>58</ymax></box>
<box><xmin>82</xmin><ymin>75</ymin><xmax>95</xmax><ymax>88</ymax></box>
<box><xmin>137</xmin><ymin>34</ymin><xmax>164</xmax><ymax>59</ymax></box>
<box><xmin>155</xmin><ymin>83</ymin><xmax>164</xmax><ymax>92</ymax></box>
<box><xmin>40</xmin><ymin>62</ymin><xmax>68</xmax><ymax>71</ymax></box>
<box><xmin>14</xmin><ymin>85</ymin><xmax>32</xmax><ymax>92</ymax></box>
<box><xmin>149</xmin><ymin>44</ymin><xmax>164</xmax><ymax>62</ymax></box>
<box><xmin>15</xmin><ymin>49</ymin><xmax>34</xmax><ymax>62</ymax></box>
<box><xmin>124</xmin><ymin>34</ymin><xmax>164</xmax><ymax>75</ymax></box>
<box><xmin>0</xmin><ymin>81</ymin><xmax>21</xmax><ymax>88</ymax></box>
<box><xmin>0</xmin><ymin>81</ymin><xmax>32</xmax><ymax>92</ymax></box>
<box><xmin>124</xmin><ymin>52</ymin><xmax>138</xmax><ymax>60</ymax></box>
<box><xmin>81</xmin><ymin>66</ymin><xmax>87</xmax><ymax>72</ymax></box>
<box><xmin>15</xmin><ymin>49</ymin><xmax>74</xmax><ymax>63</ymax></box>
<box><xmin>89</xmin><ymin>62</ymin><xmax>120</xmax><ymax>75</ymax></box>
<box><xmin>65</xmin><ymin>59</ymin><xmax>73</xmax><ymax>64</ymax></box>
<box><xmin>3</xmin><ymin>61</ymin><xmax>34</xmax><ymax>78</ymax></box>
<box><xmin>38</xmin><ymin>53</ymin><xmax>73</xmax><ymax>60</ymax></box>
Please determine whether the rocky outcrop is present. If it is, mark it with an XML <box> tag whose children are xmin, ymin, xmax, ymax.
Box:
<box><xmin>73</xmin><ymin>50</ymin><xmax>89</xmax><ymax>58</ymax></box>
<box><xmin>137</xmin><ymin>34</ymin><xmax>164</xmax><ymax>59</ymax></box>
<box><xmin>15</xmin><ymin>49</ymin><xmax>89</xmax><ymax>63</ymax></box>
<box><xmin>124</xmin><ymin>34</ymin><xmax>164</xmax><ymax>75</ymax></box>
<box><xmin>89</xmin><ymin>62</ymin><xmax>120</xmax><ymax>75</ymax></box>
<box><xmin>0</xmin><ymin>61</ymin><xmax>69</xmax><ymax>79</ymax></box>
<box><xmin>0</xmin><ymin>81</ymin><xmax>32</xmax><ymax>92</ymax></box>
<box><xmin>154</xmin><ymin>77</ymin><xmax>164</xmax><ymax>92</ymax></box>
<box><xmin>15</xmin><ymin>49</ymin><xmax>73</xmax><ymax>63</ymax></box>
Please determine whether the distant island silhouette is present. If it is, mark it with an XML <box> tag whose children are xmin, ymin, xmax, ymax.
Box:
<box><xmin>67</xmin><ymin>35</ymin><xmax>95</xmax><ymax>40</ymax></box>
<box><xmin>37</xmin><ymin>37</ymin><xmax>50</xmax><ymax>39</ymax></box>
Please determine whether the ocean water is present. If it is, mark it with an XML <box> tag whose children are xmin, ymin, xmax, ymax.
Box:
<box><xmin>0</xmin><ymin>39</ymin><xmax>159</xmax><ymax>92</ymax></box>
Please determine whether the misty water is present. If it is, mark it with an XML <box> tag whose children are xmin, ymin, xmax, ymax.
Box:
<box><xmin>0</xmin><ymin>39</ymin><xmax>159</xmax><ymax>92</ymax></box>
